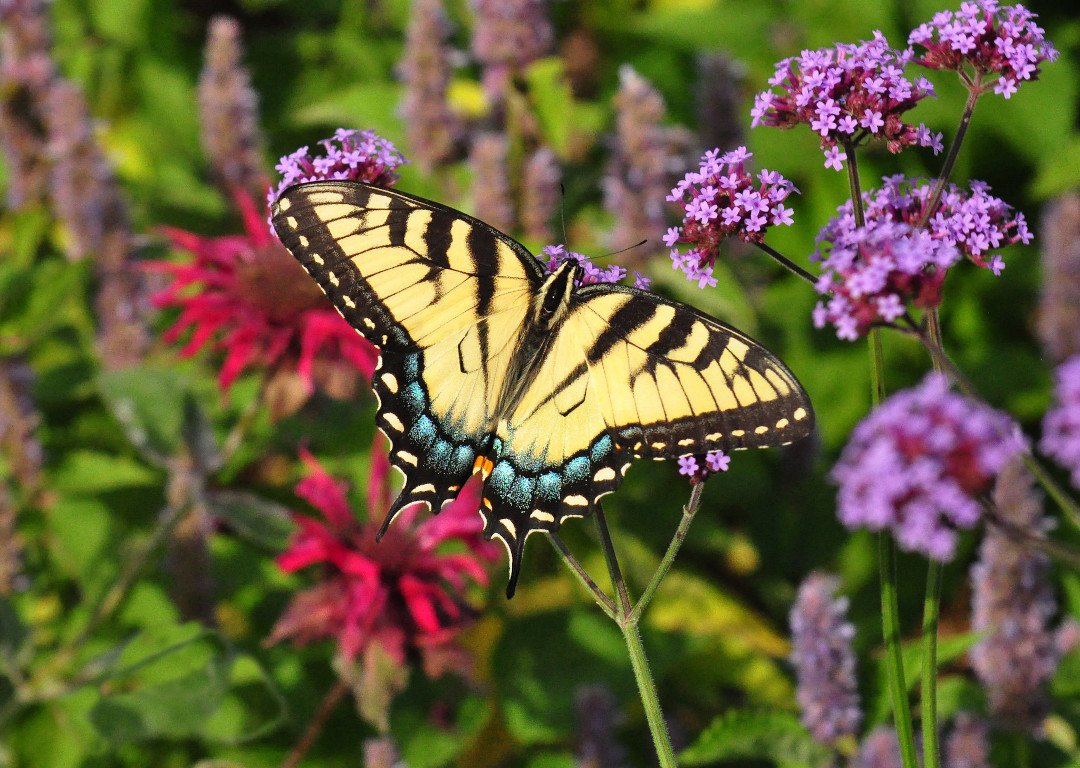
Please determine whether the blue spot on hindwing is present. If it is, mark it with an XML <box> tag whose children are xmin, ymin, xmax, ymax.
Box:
<box><xmin>537</xmin><ymin>472</ymin><xmax>562</xmax><ymax>502</ymax></box>
<box><xmin>565</xmin><ymin>456</ymin><xmax>590</xmax><ymax>483</ymax></box>
<box><xmin>408</xmin><ymin>415</ymin><xmax>436</xmax><ymax>449</ymax></box>
<box><xmin>489</xmin><ymin>460</ymin><xmax>515</xmax><ymax>493</ymax></box>
<box><xmin>427</xmin><ymin>439</ymin><xmax>452</xmax><ymax>471</ymax></box>
<box><xmin>509</xmin><ymin>476</ymin><xmax>535</xmax><ymax>509</ymax></box>
<box><xmin>451</xmin><ymin>445</ymin><xmax>474</xmax><ymax>475</ymax></box>
<box><xmin>403</xmin><ymin>354</ymin><xmax>420</xmax><ymax>380</ymax></box>
<box><xmin>591</xmin><ymin>435</ymin><xmax>613</xmax><ymax>462</ymax></box>
<box><xmin>402</xmin><ymin>382</ymin><xmax>426</xmax><ymax>417</ymax></box>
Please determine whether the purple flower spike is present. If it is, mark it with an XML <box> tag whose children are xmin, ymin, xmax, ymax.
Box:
<box><xmin>1041</xmin><ymin>355</ymin><xmax>1080</xmax><ymax>489</ymax></box>
<box><xmin>752</xmin><ymin>33</ymin><xmax>940</xmax><ymax>170</ymax></box>
<box><xmin>268</xmin><ymin>128</ymin><xmax>407</xmax><ymax>209</ymax></box>
<box><xmin>666</xmin><ymin>147</ymin><xmax>798</xmax><ymax>286</ymax></box>
<box><xmin>909</xmin><ymin>1</ymin><xmax>1057</xmax><ymax>99</ymax></box>
<box><xmin>831</xmin><ymin>374</ymin><xmax>1026</xmax><ymax>561</ymax></box>
<box><xmin>790</xmin><ymin>572</ymin><xmax>862</xmax><ymax>746</ymax></box>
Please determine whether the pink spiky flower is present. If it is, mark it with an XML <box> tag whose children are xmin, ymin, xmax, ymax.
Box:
<box><xmin>147</xmin><ymin>188</ymin><xmax>378</xmax><ymax>396</ymax></box>
<box><xmin>268</xmin><ymin>449</ymin><xmax>499</xmax><ymax>665</ymax></box>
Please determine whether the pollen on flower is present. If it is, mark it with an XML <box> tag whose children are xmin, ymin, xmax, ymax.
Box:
<box><xmin>666</xmin><ymin>147</ymin><xmax>798</xmax><ymax>286</ymax></box>
<box><xmin>831</xmin><ymin>374</ymin><xmax>1026</xmax><ymax>561</ymax></box>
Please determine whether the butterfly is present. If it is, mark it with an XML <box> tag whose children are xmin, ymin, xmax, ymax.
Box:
<box><xmin>271</xmin><ymin>181</ymin><xmax>814</xmax><ymax>597</ymax></box>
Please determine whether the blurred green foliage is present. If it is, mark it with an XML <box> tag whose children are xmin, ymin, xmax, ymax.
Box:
<box><xmin>2</xmin><ymin>0</ymin><xmax>1080</xmax><ymax>766</ymax></box>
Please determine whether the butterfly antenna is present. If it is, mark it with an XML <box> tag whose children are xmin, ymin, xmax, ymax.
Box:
<box><xmin>558</xmin><ymin>183</ymin><xmax>569</xmax><ymax>246</ymax></box>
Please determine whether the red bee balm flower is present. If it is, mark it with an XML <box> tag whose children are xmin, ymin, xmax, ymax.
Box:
<box><xmin>269</xmin><ymin>450</ymin><xmax>499</xmax><ymax>664</ymax></box>
<box><xmin>148</xmin><ymin>188</ymin><xmax>377</xmax><ymax>393</ymax></box>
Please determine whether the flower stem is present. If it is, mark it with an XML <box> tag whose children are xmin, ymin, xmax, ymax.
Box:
<box><xmin>881</xmin><ymin>534</ymin><xmax>920</xmax><ymax>768</ymax></box>
<box><xmin>629</xmin><ymin>483</ymin><xmax>703</xmax><ymax>625</ymax></box>
<box><xmin>753</xmin><ymin>242</ymin><xmax>819</xmax><ymax>287</ymax></box>
<box><xmin>919</xmin><ymin>87</ymin><xmax>980</xmax><ymax>229</ymax></box>
<box><xmin>279</xmin><ymin>678</ymin><xmax>349</xmax><ymax>768</ymax></box>
<box><xmin>548</xmin><ymin>531</ymin><xmax>617</xmax><ymax>619</ymax></box>
<box><xmin>593</xmin><ymin>505</ymin><xmax>677</xmax><ymax>768</ymax></box>
<box><xmin>869</xmin><ymin>328</ymin><xmax>917</xmax><ymax>767</ymax></box>
<box><xmin>619</xmin><ymin>618</ymin><xmax>677</xmax><ymax>768</ymax></box>
<box><xmin>845</xmin><ymin>141</ymin><xmax>865</xmax><ymax>228</ymax></box>
<box><xmin>921</xmin><ymin>560</ymin><xmax>943</xmax><ymax>768</ymax></box>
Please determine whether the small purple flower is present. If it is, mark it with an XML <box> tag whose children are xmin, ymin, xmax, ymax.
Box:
<box><xmin>789</xmin><ymin>572</ymin><xmax>862</xmax><ymax>746</ymax></box>
<box><xmin>909</xmin><ymin>1</ymin><xmax>1057</xmax><ymax>99</ymax></box>
<box><xmin>812</xmin><ymin>176</ymin><xmax>1028</xmax><ymax>340</ymax></box>
<box><xmin>1040</xmin><ymin>355</ymin><xmax>1080</xmax><ymax>489</ymax></box>
<box><xmin>542</xmin><ymin>244</ymin><xmax>628</xmax><ymax>286</ymax></box>
<box><xmin>677</xmin><ymin>450</ymin><xmax>729</xmax><ymax>483</ymax></box>
<box><xmin>666</xmin><ymin>147</ymin><xmax>798</xmax><ymax>286</ymax></box>
<box><xmin>268</xmin><ymin>128</ymin><xmax>407</xmax><ymax>210</ymax></box>
<box><xmin>752</xmin><ymin>32</ymin><xmax>940</xmax><ymax>170</ymax></box>
<box><xmin>831</xmin><ymin>374</ymin><xmax>1025</xmax><ymax>561</ymax></box>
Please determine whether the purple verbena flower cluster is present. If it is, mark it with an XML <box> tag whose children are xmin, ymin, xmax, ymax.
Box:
<box><xmin>542</xmin><ymin>244</ymin><xmax>650</xmax><ymax>289</ymax></box>
<box><xmin>831</xmin><ymin>374</ymin><xmax>1025</xmax><ymax>561</ymax></box>
<box><xmin>665</xmin><ymin>146</ymin><xmax>797</xmax><ymax>288</ymax></box>
<box><xmin>789</xmin><ymin>572</ymin><xmax>862</xmax><ymax>746</ymax></box>
<box><xmin>812</xmin><ymin>175</ymin><xmax>1030</xmax><ymax>340</ymax></box>
<box><xmin>1040</xmin><ymin>355</ymin><xmax>1080</xmax><ymax>489</ymax></box>
<box><xmin>268</xmin><ymin>128</ymin><xmax>407</xmax><ymax>208</ymax></box>
<box><xmin>751</xmin><ymin>32</ymin><xmax>942</xmax><ymax>171</ymax></box>
<box><xmin>909</xmin><ymin>0</ymin><xmax>1058</xmax><ymax>99</ymax></box>
<box><xmin>676</xmin><ymin>451</ymin><xmax>730</xmax><ymax>482</ymax></box>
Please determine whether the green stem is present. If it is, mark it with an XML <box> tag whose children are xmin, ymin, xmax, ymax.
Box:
<box><xmin>629</xmin><ymin>483</ymin><xmax>703</xmax><ymax>625</ymax></box>
<box><xmin>548</xmin><ymin>532</ymin><xmax>617</xmax><ymax>619</ymax></box>
<box><xmin>753</xmin><ymin>242</ymin><xmax>819</xmax><ymax>287</ymax></box>
<box><xmin>918</xmin><ymin>87</ymin><xmax>980</xmax><ymax>229</ymax></box>
<box><xmin>921</xmin><ymin>561</ymin><xmax>942</xmax><ymax>768</ymax></box>
<box><xmin>620</xmin><ymin>619</ymin><xmax>677</xmax><ymax>768</ymax></box>
<box><xmin>868</xmin><ymin>328</ymin><xmax>918</xmax><ymax>766</ymax></box>
<box><xmin>881</xmin><ymin>535</ymin><xmax>920</xmax><ymax>768</ymax></box>
<box><xmin>593</xmin><ymin>505</ymin><xmax>677</xmax><ymax>767</ymax></box>
<box><xmin>845</xmin><ymin>140</ymin><xmax>866</xmax><ymax>228</ymax></box>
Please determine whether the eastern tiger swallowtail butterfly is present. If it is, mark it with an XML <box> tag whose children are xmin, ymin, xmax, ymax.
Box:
<box><xmin>271</xmin><ymin>181</ymin><xmax>813</xmax><ymax>597</ymax></box>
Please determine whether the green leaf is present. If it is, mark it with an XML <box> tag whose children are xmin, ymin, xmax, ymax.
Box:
<box><xmin>206</xmin><ymin>490</ymin><xmax>295</xmax><ymax>552</ymax></box>
<box><xmin>0</xmin><ymin>593</ymin><xmax>28</xmax><ymax>659</ymax></box>
<box><xmin>679</xmin><ymin>709</ymin><xmax>833</xmax><ymax>768</ymax></box>
<box><xmin>98</xmin><ymin>364</ymin><xmax>195</xmax><ymax>462</ymax></box>
<box><xmin>86</xmin><ymin>626</ymin><xmax>275</xmax><ymax>744</ymax></box>
<box><xmin>50</xmin><ymin>450</ymin><xmax>159</xmax><ymax>494</ymax></box>
<box><xmin>868</xmin><ymin>630</ymin><xmax>979</xmax><ymax>724</ymax></box>
<box><xmin>523</xmin><ymin>58</ymin><xmax>605</xmax><ymax>159</ymax></box>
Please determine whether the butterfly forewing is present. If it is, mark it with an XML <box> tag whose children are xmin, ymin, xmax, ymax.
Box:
<box><xmin>272</xmin><ymin>182</ymin><xmax>543</xmax><ymax>527</ymax></box>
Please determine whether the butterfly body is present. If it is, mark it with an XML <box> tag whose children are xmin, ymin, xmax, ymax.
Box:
<box><xmin>271</xmin><ymin>181</ymin><xmax>813</xmax><ymax>596</ymax></box>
